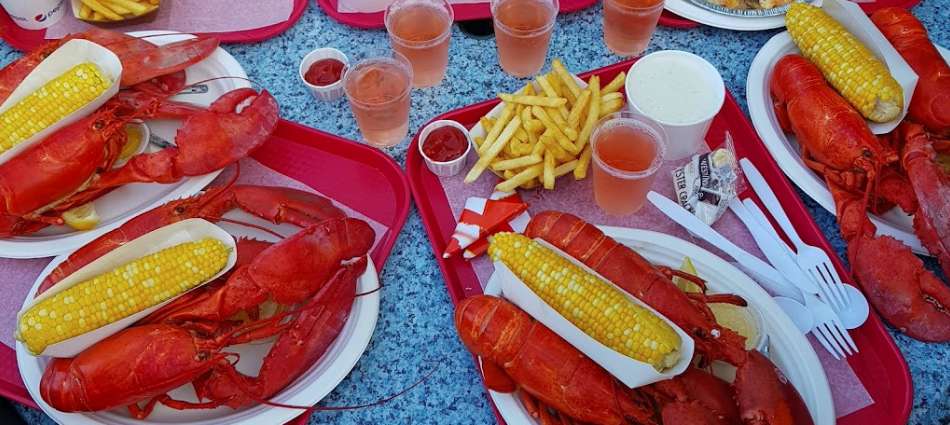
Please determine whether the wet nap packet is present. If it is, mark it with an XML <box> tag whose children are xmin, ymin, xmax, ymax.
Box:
<box><xmin>672</xmin><ymin>133</ymin><xmax>744</xmax><ymax>225</ymax></box>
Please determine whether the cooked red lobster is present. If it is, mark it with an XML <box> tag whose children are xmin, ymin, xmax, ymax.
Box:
<box><xmin>454</xmin><ymin>212</ymin><xmax>814</xmax><ymax>425</ymax></box>
<box><xmin>770</xmin><ymin>11</ymin><xmax>950</xmax><ymax>342</ymax></box>
<box><xmin>37</xmin><ymin>184</ymin><xmax>374</xmax><ymax>417</ymax></box>
<box><xmin>0</xmin><ymin>29</ymin><xmax>279</xmax><ymax>237</ymax></box>
<box><xmin>456</xmin><ymin>295</ymin><xmax>812</xmax><ymax>425</ymax></box>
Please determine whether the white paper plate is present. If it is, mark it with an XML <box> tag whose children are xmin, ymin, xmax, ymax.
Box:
<box><xmin>485</xmin><ymin>227</ymin><xmax>833</xmax><ymax>425</ymax></box>
<box><xmin>0</xmin><ymin>30</ymin><xmax>251</xmax><ymax>259</ymax></box>
<box><xmin>17</xmin><ymin>209</ymin><xmax>380</xmax><ymax>425</ymax></box>
<box><xmin>747</xmin><ymin>31</ymin><xmax>950</xmax><ymax>255</ymax></box>
<box><xmin>664</xmin><ymin>0</ymin><xmax>809</xmax><ymax>31</ymax></box>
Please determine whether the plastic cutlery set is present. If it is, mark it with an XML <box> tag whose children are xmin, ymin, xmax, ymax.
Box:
<box><xmin>646</xmin><ymin>156</ymin><xmax>870</xmax><ymax>360</ymax></box>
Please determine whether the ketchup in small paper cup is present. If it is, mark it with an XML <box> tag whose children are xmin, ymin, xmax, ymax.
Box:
<box><xmin>418</xmin><ymin>120</ymin><xmax>473</xmax><ymax>177</ymax></box>
<box><xmin>299</xmin><ymin>48</ymin><xmax>349</xmax><ymax>102</ymax></box>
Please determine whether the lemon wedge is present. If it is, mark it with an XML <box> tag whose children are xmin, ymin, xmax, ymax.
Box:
<box><xmin>674</xmin><ymin>256</ymin><xmax>760</xmax><ymax>350</ymax></box>
<box><xmin>62</xmin><ymin>203</ymin><xmax>100</xmax><ymax>231</ymax></box>
<box><xmin>673</xmin><ymin>256</ymin><xmax>702</xmax><ymax>293</ymax></box>
<box><xmin>118</xmin><ymin>125</ymin><xmax>143</xmax><ymax>161</ymax></box>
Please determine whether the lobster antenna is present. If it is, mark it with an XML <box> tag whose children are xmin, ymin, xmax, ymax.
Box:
<box><xmin>216</xmin><ymin>217</ymin><xmax>286</xmax><ymax>240</ymax></box>
<box><xmin>226</xmin><ymin>365</ymin><xmax>438</xmax><ymax>412</ymax></box>
<box><xmin>179</xmin><ymin>76</ymin><xmax>263</xmax><ymax>94</ymax></box>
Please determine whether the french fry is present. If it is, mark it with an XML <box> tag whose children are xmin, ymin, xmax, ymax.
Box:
<box><xmin>480</xmin><ymin>117</ymin><xmax>495</xmax><ymax>133</ymax></box>
<box><xmin>554</xmin><ymin>159</ymin><xmax>579</xmax><ymax>177</ymax></box>
<box><xmin>81</xmin><ymin>0</ymin><xmax>123</xmax><ymax>20</ymax></box>
<box><xmin>524</xmin><ymin>83</ymin><xmax>535</xmax><ymax>96</ymax></box>
<box><xmin>474</xmin><ymin>136</ymin><xmax>485</xmax><ymax>150</ymax></box>
<box><xmin>552</xmin><ymin>59</ymin><xmax>581</xmax><ymax>99</ymax></box>
<box><xmin>525</xmin><ymin>119</ymin><xmax>544</xmax><ymax>135</ymax></box>
<box><xmin>514</xmin><ymin>128</ymin><xmax>529</xmax><ymax>144</ymax></box>
<box><xmin>101</xmin><ymin>0</ymin><xmax>132</xmax><ymax>15</ymax></box>
<box><xmin>576</xmin><ymin>76</ymin><xmax>601</xmax><ymax>152</ymax></box>
<box><xmin>520</xmin><ymin>179</ymin><xmax>540</xmax><ymax>189</ymax></box>
<box><xmin>492</xmin><ymin>154</ymin><xmax>543</xmax><ymax>171</ymax></box>
<box><xmin>466</xmin><ymin>117</ymin><xmax>522</xmax><ymax>183</ymax></box>
<box><xmin>545</xmin><ymin>107</ymin><xmax>577</xmax><ymax>140</ymax></box>
<box><xmin>536</xmin><ymin>74</ymin><xmax>559</xmax><ymax>99</ymax></box>
<box><xmin>548</xmin><ymin>71</ymin><xmax>575</xmax><ymax>105</ymax></box>
<box><xmin>600</xmin><ymin>92</ymin><xmax>623</xmax><ymax>105</ymax></box>
<box><xmin>574</xmin><ymin>145</ymin><xmax>593</xmax><ymax>179</ymax></box>
<box><xmin>600</xmin><ymin>100</ymin><xmax>624</xmax><ymax>118</ymax></box>
<box><xmin>602</xmin><ymin>72</ymin><xmax>626</xmax><ymax>95</ymax></box>
<box><xmin>498</xmin><ymin>94</ymin><xmax>567</xmax><ymax>108</ymax></box>
<box><xmin>513</xmin><ymin>138</ymin><xmax>534</xmax><ymax>156</ymax></box>
<box><xmin>79</xmin><ymin>3</ymin><xmax>93</xmax><ymax>19</ymax></box>
<box><xmin>542</xmin><ymin>149</ymin><xmax>555</xmax><ymax>190</ymax></box>
<box><xmin>503</xmin><ymin>169</ymin><xmax>516</xmax><ymax>179</ymax></box>
<box><xmin>532</xmin><ymin>106</ymin><xmax>578</xmax><ymax>154</ymax></box>
<box><xmin>496</xmin><ymin>164</ymin><xmax>543</xmax><ymax>192</ymax></box>
<box><xmin>103</xmin><ymin>0</ymin><xmax>148</xmax><ymax>14</ymax></box>
<box><xmin>91</xmin><ymin>11</ymin><xmax>104</xmax><ymax>20</ymax></box>
<box><xmin>480</xmin><ymin>105</ymin><xmax>515</xmax><ymax>154</ymax></box>
<box><xmin>539</xmin><ymin>130</ymin><xmax>572</xmax><ymax>162</ymax></box>
<box><xmin>568</xmin><ymin>90</ymin><xmax>591</xmax><ymax>131</ymax></box>
<box><xmin>531</xmin><ymin>139</ymin><xmax>545</xmax><ymax>156</ymax></box>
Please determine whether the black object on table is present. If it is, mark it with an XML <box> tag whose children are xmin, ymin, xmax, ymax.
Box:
<box><xmin>458</xmin><ymin>19</ymin><xmax>495</xmax><ymax>39</ymax></box>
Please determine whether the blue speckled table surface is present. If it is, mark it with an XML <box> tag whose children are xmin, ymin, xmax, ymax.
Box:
<box><xmin>3</xmin><ymin>2</ymin><xmax>949</xmax><ymax>424</ymax></box>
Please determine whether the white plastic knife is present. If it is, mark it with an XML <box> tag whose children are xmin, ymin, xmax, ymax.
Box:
<box><xmin>646</xmin><ymin>191</ymin><xmax>800</xmax><ymax>300</ymax></box>
<box><xmin>729</xmin><ymin>199</ymin><xmax>820</xmax><ymax>295</ymax></box>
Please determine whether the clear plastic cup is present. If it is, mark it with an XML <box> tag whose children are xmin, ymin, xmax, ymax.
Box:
<box><xmin>385</xmin><ymin>0</ymin><xmax>454</xmax><ymax>88</ymax></box>
<box><xmin>343</xmin><ymin>51</ymin><xmax>413</xmax><ymax>149</ymax></box>
<box><xmin>591</xmin><ymin>111</ymin><xmax>667</xmax><ymax>215</ymax></box>
<box><xmin>490</xmin><ymin>0</ymin><xmax>559</xmax><ymax>77</ymax></box>
<box><xmin>602</xmin><ymin>0</ymin><xmax>664</xmax><ymax>57</ymax></box>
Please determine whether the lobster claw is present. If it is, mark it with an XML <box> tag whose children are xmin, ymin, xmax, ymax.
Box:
<box><xmin>89</xmin><ymin>89</ymin><xmax>279</xmax><ymax>189</ymax></box>
<box><xmin>734</xmin><ymin>351</ymin><xmax>813</xmax><ymax>425</ymax></box>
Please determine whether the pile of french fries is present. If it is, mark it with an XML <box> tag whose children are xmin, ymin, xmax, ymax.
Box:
<box><xmin>463</xmin><ymin>59</ymin><xmax>627</xmax><ymax>192</ymax></box>
<box><xmin>76</xmin><ymin>0</ymin><xmax>159</xmax><ymax>22</ymax></box>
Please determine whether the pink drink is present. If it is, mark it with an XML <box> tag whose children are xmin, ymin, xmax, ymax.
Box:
<box><xmin>491</xmin><ymin>0</ymin><xmax>558</xmax><ymax>77</ymax></box>
<box><xmin>343</xmin><ymin>54</ymin><xmax>413</xmax><ymax>148</ymax></box>
<box><xmin>385</xmin><ymin>0</ymin><xmax>453</xmax><ymax>88</ymax></box>
<box><xmin>591</xmin><ymin>113</ymin><xmax>667</xmax><ymax>215</ymax></box>
<box><xmin>602</xmin><ymin>0</ymin><xmax>664</xmax><ymax>57</ymax></box>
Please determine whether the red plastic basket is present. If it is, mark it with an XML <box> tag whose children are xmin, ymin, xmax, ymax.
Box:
<box><xmin>0</xmin><ymin>119</ymin><xmax>412</xmax><ymax>424</ymax></box>
<box><xmin>0</xmin><ymin>0</ymin><xmax>308</xmax><ymax>51</ymax></box>
<box><xmin>406</xmin><ymin>59</ymin><xmax>913</xmax><ymax>425</ymax></box>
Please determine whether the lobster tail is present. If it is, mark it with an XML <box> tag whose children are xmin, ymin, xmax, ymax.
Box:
<box><xmin>39</xmin><ymin>325</ymin><xmax>222</xmax><ymax>413</ymax></box>
<box><xmin>871</xmin><ymin>8</ymin><xmax>950</xmax><ymax>136</ymax></box>
<box><xmin>525</xmin><ymin>211</ymin><xmax>748</xmax><ymax>366</ymax></box>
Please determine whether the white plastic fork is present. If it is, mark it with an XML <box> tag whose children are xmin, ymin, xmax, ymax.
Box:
<box><xmin>740</xmin><ymin>158</ymin><xmax>852</xmax><ymax>312</ymax></box>
<box><xmin>802</xmin><ymin>292</ymin><xmax>859</xmax><ymax>359</ymax></box>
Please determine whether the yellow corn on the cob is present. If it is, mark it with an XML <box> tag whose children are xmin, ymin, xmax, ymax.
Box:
<box><xmin>786</xmin><ymin>3</ymin><xmax>902</xmax><ymax>122</ymax></box>
<box><xmin>0</xmin><ymin>62</ymin><xmax>111</xmax><ymax>154</ymax></box>
<box><xmin>18</xmin><ymin>237</ymin><xmax>229</xmax><ymax>355</ymax></box>
<box><xmin>489</xmin><ymin>233</ymin><xmax>681</xmax><ymax>371</ymax></box>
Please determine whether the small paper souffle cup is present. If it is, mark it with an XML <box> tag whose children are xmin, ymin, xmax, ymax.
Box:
<box><xmin>418</xmin><ymin>120</ymin><xmax>473</xmax><ymax>177</ymax></box>
<box><xmin>299</xmin><ymin>48</ymin><xmax>349</xmax><ymax>102</ymax></box>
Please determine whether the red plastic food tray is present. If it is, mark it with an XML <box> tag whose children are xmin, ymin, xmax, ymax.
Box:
<box><xmin>0</xmin><ymin>0</ymin><xmax>308</xmax><ymax>51</ymax></box>
<box><xmin>317</xmin><ymin>0</ymin><xmax>698</xmax><ymax>29</ymax></box>
<box><xmin>406</xmin><ymin>59</ymin><xmax>912</xmax><ymax>425</ymax></box>
<box><xmin>0</xmin><ymin>119</ymin><xmax>412</xmax><ymax>424</ymax></box>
